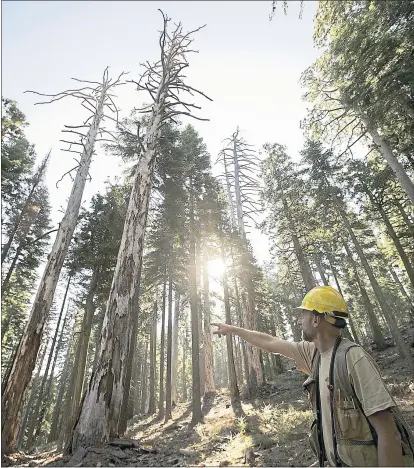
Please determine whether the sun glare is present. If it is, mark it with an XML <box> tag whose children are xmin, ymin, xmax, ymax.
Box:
<box><xmin>208</xmin><ymin>258</ymin><xmax>226</xmax><ymax>278</ymax></box>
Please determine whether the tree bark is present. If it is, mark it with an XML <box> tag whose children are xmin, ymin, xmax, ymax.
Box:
<box><xmin>189</xmin><ymin>178</ymin><xmax>202</xmax><ymax>425</ymax></box>
<box><xmin>388</xmin><ymin>266</ymin><xmax>413</xmax><ymax>307</ymax></box>
<box><xmin>202</xmin><ymin>240</ymin><xmax>215</xmax><ymax>397</ymax></box>
<box><xmin>48</xmin><ymin>317</ymin><xmax>76</xmax><ymax>443</ymax></box>
<box><xmin>139</xmin><ymin>339</ymin><xmax>149</xmax><ymax>415</ymax></box>
<box><xmin>1</xmin><ymin>84</ymin><xmax>106</xmax><ymax>454</ymax></box>
<box><xmin>62</xmin><ymin>267</ymin><xmax>100</xmax><ymax>451</ymax></box>
<box><xmin>182</xmin><ymin>326</ymin><xmax>187</xmax><ymax>403</ymax></box>
<box><xmin>314</xmin><ymin>256</ymin><xmax>329</xmax><ymax>285</ymax></box>
<box><xmin>33</xmin><ymin>298</ymin><xmax>73</xmax><ymax>444</ymax></box>
<box><xmin>339</xmin><ymin>209</ymin><xmax>412</xmax><ymax>365</ymax></box>
<box><xmin>171</xmin><ymin>292</ymin><xmax>180</xmax><ymax>406</ymax></box>
<box><xmin>26</xmin><ymin>276</ymin><xmax>71</xmax><ymax>450</ymax></box>
<box><xmin>148</xmin><ymin>301</ymin><xmax>158</xmax><ymax>415</ymax></box>
<box><xmin>165</xmin><ymin>277</ymin><xmax>173</xmax><ymax>422</ymax></box>
<box><xmin>232</xmin><ymin>132</ymin><xmax>246</xmax><ymax>240</ymax></box>
<box><xmin>361</xmin><ymin>115</ymin><xmax>414</xmax><ymax>204</ymax></box>
<box><xmin>16</xmin><ymin>343</ymin><xmax>48</xmax><ymax>450</ymax></box>
<box><xmin>326</xmin><ymin>252</ymin><xmax>360</xmax><ymax>345</ymax></box>
<box><xmin>221</xmin><ymin>254</ymin><xmax>242</xmax><ymax>417</ymax></box>
<box><xmin>282</xmin><ymin>196</ymin><xmax>316</xmax><ymax>291</ymax></box>
<box><xmin>393</xmin><ymin>198</ymin><xmax>414</xmax><ymax>238</ymax></box>
<box><xmin>159</xmin><ymin>277</ymin><xmax>167</xmax><ymax>419</ymax></box>
<box><xmin>118</xmin><ymin>283</ymin><xmax>141</xmax><ymax>434</ymax></box>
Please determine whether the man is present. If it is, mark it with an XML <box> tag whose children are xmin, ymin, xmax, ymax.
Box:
<box><xmin>212</xmin><ymin>285</ymin><xmax>414</xmax><ymax>467</ymax></box>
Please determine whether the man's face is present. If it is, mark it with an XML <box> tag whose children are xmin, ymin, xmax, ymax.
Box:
<box><xmin>297</xmin><ymin>309</ymin><xmax>316</xmax><ymax>342</ymax></box>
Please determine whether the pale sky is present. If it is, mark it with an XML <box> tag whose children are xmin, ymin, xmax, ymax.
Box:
<box><xmin>2</xmin><ymin>0</ymin><xmax>320</xmax><ymax>267</ymax></box>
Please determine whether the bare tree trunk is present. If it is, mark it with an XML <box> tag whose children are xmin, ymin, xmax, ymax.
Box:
<box><xmin>16</xmin><ymin>343</ymin><xmax>48</xmax><ymax>450</ymax></box>
<box><xmin>48</xmin><ymin>317</ymin><xmax>76</xmax><ymax>443</ymax></box>
<box><xmin>1</xmin><ymin>73</ymin><xmax>111</xmax><ymax>454</ymax></box>
<box><xmin>326</xmin><ymin>252</ymin><xmax>360</xmax><ymax>345</ymax></box>
<box><xmin>361</xmin><ymin>115</ymin><xmax>414</xmax><ymax>204</ymax></box>
<box><xmin>190</xmin><ymin>179</ymin><xmax>202</xmax><ymax>425</ymax></box>
<box><xmin>221</xmin><ymin>255</ymin><xmax>242</xmax><ymax>417</ymax></box>
<box><xmin>314</xmin><ymin>256</ymin><xmax>329</xmax><ymax>285</ymax></box>
<box><xmin>376</xmin><ymin>201</ymin><xmax>414</xmax><ymax>289</ymax></box>
<box><xmin>282</xmin><ymin>197</ymin><xmax>316</xmax><ymax>291</ymax></box>
<box><xmin>230</xmin><ymin>250</ymin><xmax>250</xmax><ymax>387</ymax></box>
<box><xmin>34</xmin><ymin>299</ymin><xmax>73</xmax><ymax>443</ymax></box>
<box><xmin>71</xmin><ymin>14</ymin><xmax>210</xmax><ymax>450</ymax></box>
<box><xmin>269</xmin><ymin>317</ymin><xmax>284</xmax><ymax>374</ymax></box>
<box><xmin>182</xmin><ymin>326</ymin><xmax>187</xmax><ymax>402</ymax></box>
<box><xmin>148</xmin><ymin>301</ymin><xmax>157</xmax><ymax>415</ymax></box>
<box><xmin>389</xmin><ymin>266</ymin><xmax>413</xmax><ymax>306</ymax></box>
<box><xmin>202</xmin><ymin>241</ymin><xmax>215</xmax><ymax>397</ymax></box>
<box><xmin>165</xmin><ymin>277</ymin><xmax>173</xmax><ymax>422</ymax></box>
<box><xmin>62</xmin><ymin>267</ymin><xmax>100</xmax><ymax>450</ymax></box>
<box><xmin>159</xmin><ymin>277</ymin><xmax>167</xmax><ymax>419</ymax></box>
<box><xmin>196</xmin><ymin>238</ymin><xmax>205</xmax><ymax>399</ymax></box>
<box><xmin>171</xmin><ymin>293</ymin><xmax>180</xmax><ymax>405</ymax></box>
<box><xmin>91</xmin><ymin>305</ymin><xmax>105</xmax><ymax>375</ymax></box>
<box><xmin>26</xmin><ymin>277</ymin><xmax>71</xmax><ymax>450</ymax></box>
<box><xmin>139</xmin><ymin>339</ymin><xmax>149</xmax><ymax>415</ymax></box>
<box><xmin>339</xmin><ymin>210</ymin><xmax>412</xmax><ymax>366</ymax></box>
<box><xmin>393</xmin><ymin>198</ymin><xmax>414</xmax><ymax>238</ymax></box>
<box><xmin>118</xmin><ymin>290</ymin><xmax>141</xmax><ymax>434</ymax></box>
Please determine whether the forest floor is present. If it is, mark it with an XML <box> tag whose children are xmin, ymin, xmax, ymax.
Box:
<box><xmin>4</xmin><ymin>338</ymin><xmax>414</xmax><ymax>468</ymax></box>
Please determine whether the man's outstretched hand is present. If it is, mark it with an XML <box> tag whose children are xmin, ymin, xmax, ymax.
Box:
<box><xmin>211</xmin><ymin>323</ymin><xmax>234</xmax><ymax>337</ymax></box>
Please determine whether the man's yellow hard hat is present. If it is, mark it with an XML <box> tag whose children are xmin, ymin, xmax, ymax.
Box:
<box><xmin>295</xmin><ymin>286</ymin><xmax>348</xmax><ymax>323</ymax></box>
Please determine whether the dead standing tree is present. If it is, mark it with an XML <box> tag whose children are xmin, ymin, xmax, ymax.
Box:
<box><xmin>216</xmin><ymin>128</ymin><xmax>264</xmax><ymax>396</ymax></box>
<box><xmin>71</xmin><ymin>11</ymin><xmax>211</xmax><ymax>451</ymax></box>
<box><xmin>1</xmin><ymin>68</ymin><xmax>126</xmax><ymax>454</ymax></box>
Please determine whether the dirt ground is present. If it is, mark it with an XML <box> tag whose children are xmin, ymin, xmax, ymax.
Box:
<box><xmin>3</xmin><ymin>341</ymin><xmax>414</xmax><ymax>468</ymax></box>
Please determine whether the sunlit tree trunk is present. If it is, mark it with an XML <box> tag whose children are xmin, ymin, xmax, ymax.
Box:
<box><xmin>148</xmin><ymin>301</ymin><xmax>157</xmax><ymax>415</ymax></box>
<box><xmin>165</xmin><ymin>277</ymin><xmax>173</xmax><ymax>422</ymax></box>
<box><xmin>171</xmin><ymin>292</ymin><xmax>180</xmax><ymax>405</ymax></box>
<box><xmin>202</xmin><ymin>241</ymin><xmax>215</xmax><ymax>398</ymax></box>
<box><xmin>361</xmin><ymin>114</ymin><xmax>414</xmax><ymax>204</ymax></box>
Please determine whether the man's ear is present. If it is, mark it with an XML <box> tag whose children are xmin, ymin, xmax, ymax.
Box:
<box><xmin>312</xmin><ymin>314</ymin><xmax>321</xmax><ymax>327</ymax></box>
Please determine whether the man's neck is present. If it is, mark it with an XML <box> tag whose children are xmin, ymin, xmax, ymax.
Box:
<box><xmin>313</xmin><ymin>334</ymin><xmax>340</xmax><ymax>354</ymax></box>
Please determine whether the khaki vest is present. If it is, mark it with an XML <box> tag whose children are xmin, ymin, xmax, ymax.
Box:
<box><xmin>302</xmin><ymin>337</ymin><xmax>414</xmax><ymax>467</ymax></box>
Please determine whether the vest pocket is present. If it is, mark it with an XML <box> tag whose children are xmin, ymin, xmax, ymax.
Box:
<box><xmin>336</xmin><ymin>398</ymin><xmax>373</xmax><ymax>441</ymax></box>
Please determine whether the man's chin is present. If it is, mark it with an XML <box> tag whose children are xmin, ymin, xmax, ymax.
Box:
<box><xmin>302</xmin><ymin>331</ymin><xmax>313</xmax><ymax>342</ymax></box>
